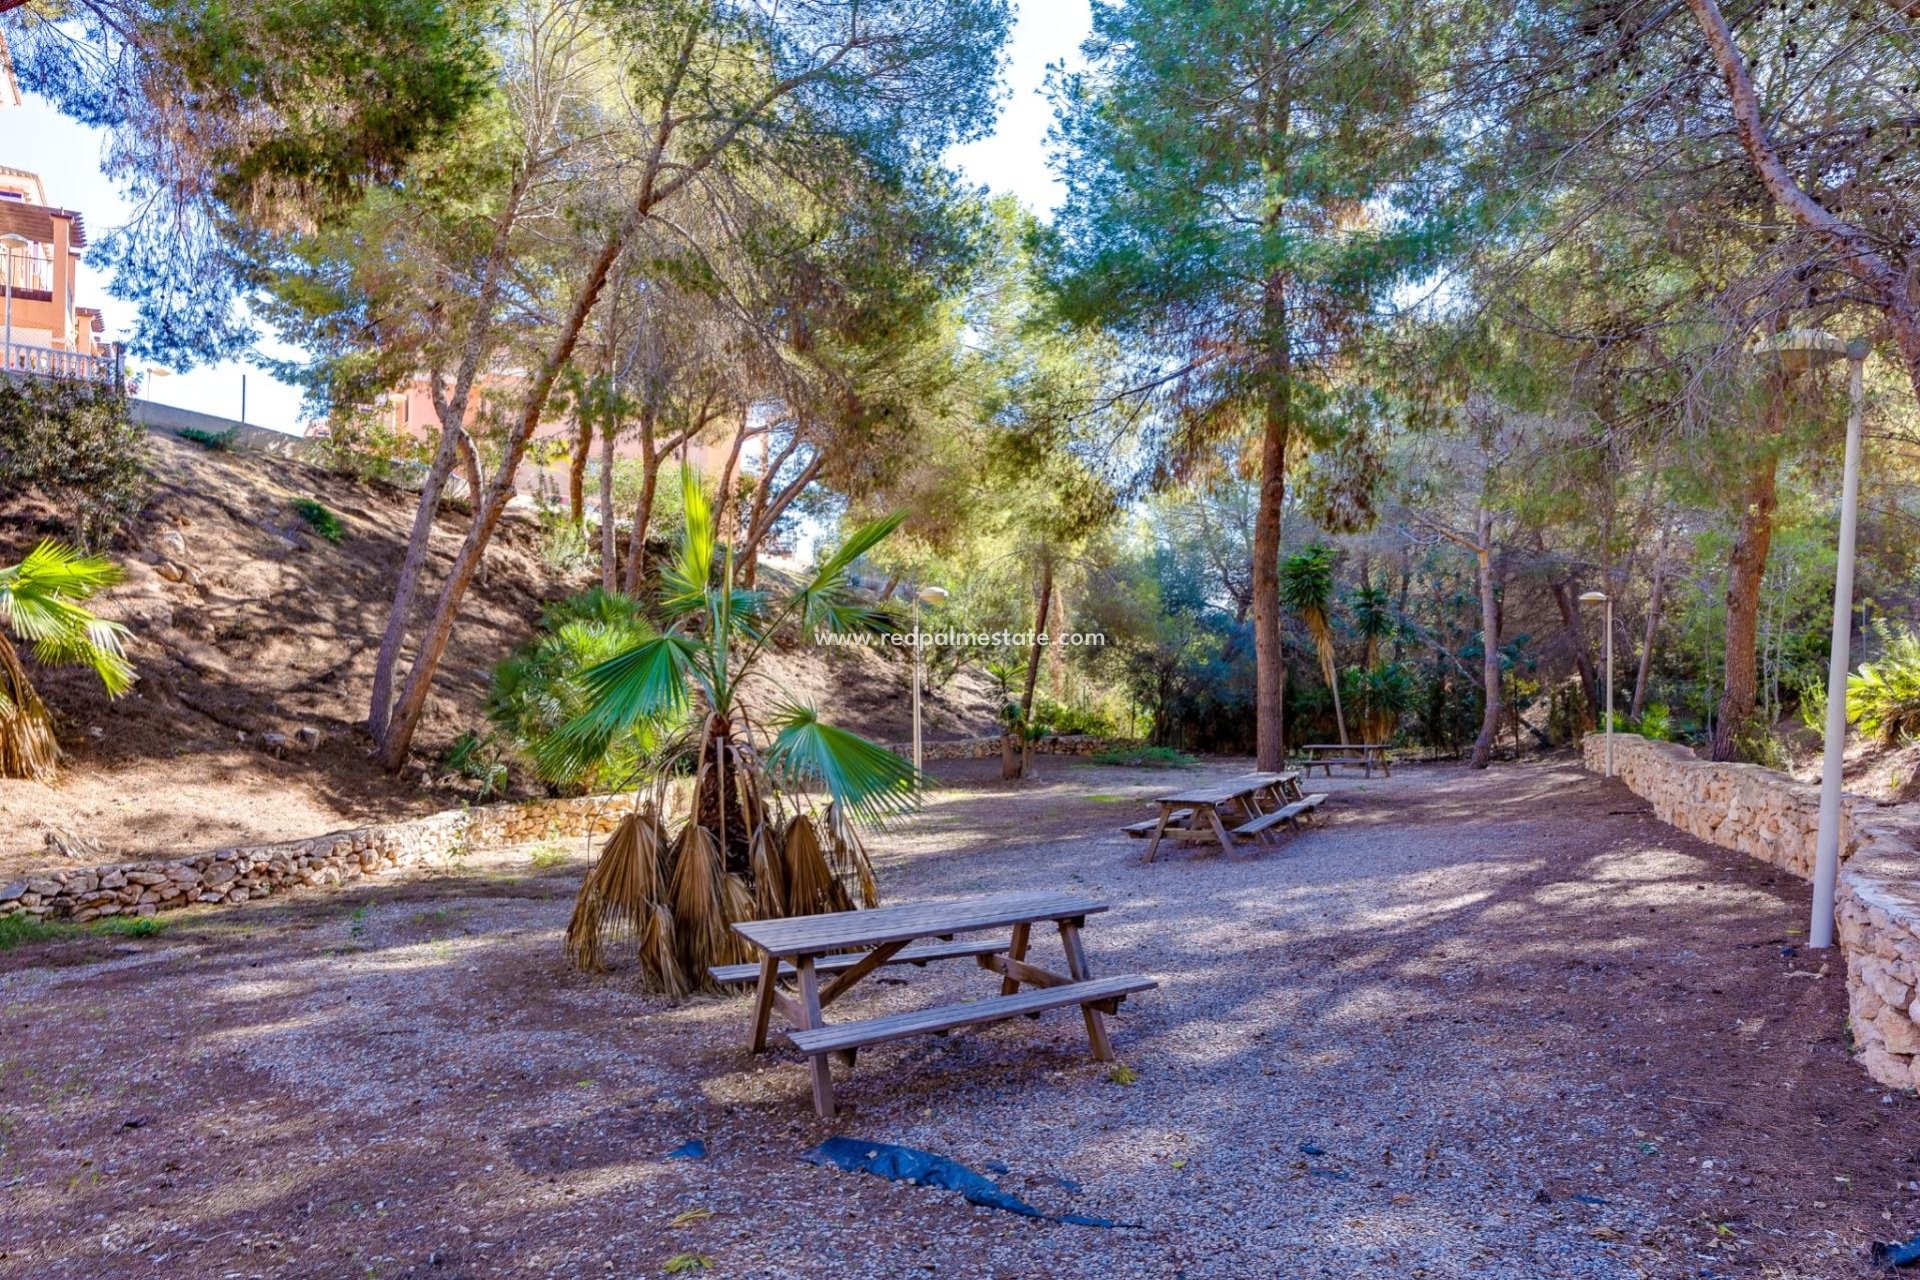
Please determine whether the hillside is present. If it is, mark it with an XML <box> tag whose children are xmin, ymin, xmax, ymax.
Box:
<box><xmin>0</xmin><ymin>430</ymin><xmax>998</xmax><ymax>876</ymax></box>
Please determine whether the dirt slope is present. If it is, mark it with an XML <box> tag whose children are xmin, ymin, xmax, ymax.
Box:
<box><xmin>0</xmin><ymin>432</ymin><xmax>996</xmax><ymax>875</ymax></box>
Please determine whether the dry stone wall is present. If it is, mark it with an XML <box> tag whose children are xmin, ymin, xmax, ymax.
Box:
<box><xmin>1584</xmin><ymin>732</ymin><xmax>1920</xmax><ymax>1091</ymax></box>
<box><xmin>0</xmin><ymin>795</ymin><xmax>626</xmax><ymax>925</ymax></box>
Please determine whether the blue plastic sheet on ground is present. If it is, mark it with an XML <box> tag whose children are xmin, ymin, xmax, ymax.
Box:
<box><xmin>664</xmin><ymin>1139</ymin><xmax>706</xmax><ymax>1161</ymax></box>
<box><xmin>1873</xmin><ymin>1234</ymin><xmax>1920</xmax><ymax>1267</ymax></box>
<box><xmin>802</xmin><ymin>1138</ymin><xmax>1133</xmax><ymax>1229</ymax></box>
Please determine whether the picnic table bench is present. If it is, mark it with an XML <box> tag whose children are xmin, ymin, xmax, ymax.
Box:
<box><xmin>1126</xmin><ymin>771</ymin><xmax>1326</xmax><ymax>861</ymax></box>
<box><xmin>1295</xmin><ymin>742</ymin><xmax>1392</xmax><ymax>778</ymax></box>
<box><xmin>718</xmin><ymin>890</ymin><xmax>1155</xmax><ymax>1119</ymax></box>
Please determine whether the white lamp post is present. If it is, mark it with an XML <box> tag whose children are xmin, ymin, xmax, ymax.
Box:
<box><xmin>911</xmin><ymin>585</ymin><xmax>949</xmax><ymax>775</ymax></box>
<box><xmin>1580</xmin><ymin>589</ymin><xmax>1613</xmax><ymax>777</ymax></box>
<box><xmin>1750</xmin><ymin>328</ymin><xmax>1869</xmax><ymax>949</ymax></box>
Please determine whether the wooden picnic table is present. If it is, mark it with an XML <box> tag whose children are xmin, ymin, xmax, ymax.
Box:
<box><xmin>1296</xmin><ymin>742</ymin><xmax>1392</xmax><ymax>778</ymax></box>
<box><xmin>723</xmin><ymin>890</ymin><xmax>1155</xmax><ymax>1119</ymax></box>
<box><xmin>1132</xmin><ymin>770</ymin><xmax>1325</xmax><ymax>862</ymax></box>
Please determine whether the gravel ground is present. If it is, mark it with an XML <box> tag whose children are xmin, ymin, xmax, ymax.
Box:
<box><xmin>3</xmin><ymin>756</ymin><xmax>1918</xmax><ymax>1279</ymax></box>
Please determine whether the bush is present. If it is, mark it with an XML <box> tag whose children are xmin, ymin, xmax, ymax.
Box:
<box><xmin>0</xmin><ymin>377</ymin><xmax>149</xmax><ymax>548</ymax></box>
<box><xmin>175</xmin><ymin>426</ymin><xmax>236</xmax><ymax>451</ymax></box>
<box><xmin>536</xmin><ymin>504</ymin><xmax>597</xmax><ymax>575</ymax></box>
<box><xmin>442</xmin><ymin>730</ymin><xmax>508</xmax><ymax>799</ymax></box>
<box><xmin>292</xmin><ymin>498</ymin><xmax>345</xmax><ymax>543</ymax></box>
<box><xmin>1090</xmin><ymin>744</ymin><xmax>1195</xmax><ymax>768</ymax></box>
<box><xmin>487</xmin><ymin>588</ymin><xmax>677</xmax><ymax>792</ymax></box>
<box><xmin>1849</xmin><ymin>623</ymin><xmax>1920</xmax><ymax>745</ymax></box>
<box><xmin>1032</xmin><ymin>694</ymin><xmax>1116</xmax><ymax>737</ymax></box>
<box><xmin>307</xmin><ymin>413</ymin><xmax>432</xmax><ymax>484</ymax></box>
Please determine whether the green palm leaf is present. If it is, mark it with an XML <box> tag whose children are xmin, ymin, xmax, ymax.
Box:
<box><xmin>795</xmin><ymin>512</ymin><xmax>907</xmax><ymax>637</ymax></box>
<box><xmin>659</xmin><ymin>468</ymin><xmax>717</xmax><ymax>619</ymax></box>
<box><xmin>539</xmin><ymin>634</ymin><xmax>698</xmax><ymax>779</ymax></box>
<box><xmin>0</xmin><ymin>542</ymin><xmax>134</xmax><ymax>696</ymax></box>
<box><xmin>765</xmin><ymin>701</ymin><xmax>921</xmax><ymax>826</ymax></box>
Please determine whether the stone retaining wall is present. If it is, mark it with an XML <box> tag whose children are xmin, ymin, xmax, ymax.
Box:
<box><xmin>0</xmin><ymin>794</ymin><xmax>627</xmax><ymax>925</ymax></box>
<box><xmin>892</xmin><ymin>734</ymin><xmax>1141</xmax><ymax>762</ymax></box>
<box><xmin>1583</xmin><ymin>733</ymin><xmax>1920</xmax><ymax>1090</ymax></box>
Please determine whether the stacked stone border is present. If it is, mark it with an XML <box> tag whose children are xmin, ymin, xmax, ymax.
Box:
<box><xmin>0</xmin><ymin>795</ymin><xmax>627</xmax><ymax>925</ymax></box>
<box><xmin>1584</xmin><ymin>732</ymin><xmax>1920</xmax><ymax>1090</ymax></box>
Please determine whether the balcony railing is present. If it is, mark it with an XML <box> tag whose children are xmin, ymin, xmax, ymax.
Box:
<box><xmin>1</xmin><ymin>248</ymin><xmax>52</xmax><ymax>296</ymax></box>
<box><xmin>2</xmin><ymin>339</ymin><xmax>122</xmax><ymax>385</ymax></box>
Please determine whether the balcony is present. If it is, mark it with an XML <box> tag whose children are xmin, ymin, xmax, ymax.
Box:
<box><xmin>2</xmin><ymin>339</ymin><xmax>122</xmax><ymax>385</ymax></box>
<box><xmin>1</xmin><ymin>247</ymin><xmax>51</xmax><ymax>297</ymax></box>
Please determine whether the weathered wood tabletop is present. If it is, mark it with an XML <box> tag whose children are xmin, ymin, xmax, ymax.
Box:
<box><xmin>730</xmin><ymin>890</ymin><xmax>1152</xmax><ymax>1118</ymax></box>
<box><xmin>1297</xmin><ymin>742</ymin><xmax>1392</xmax><ymax>777</ymax></box>
<box><xmin>1142</xmin><ymin>770</ymin><xmax>1305</xmax><ymax>861</ymax></box>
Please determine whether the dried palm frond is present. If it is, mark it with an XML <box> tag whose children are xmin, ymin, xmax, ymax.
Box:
<box><xmin>638</xmin><ymin>900</ymin><xmax>687</xmax><ymax>999</ymax></box>
<box><xmin>564</xmin><ymin>808</ymin><xmax>662</xmax><ymax>972</ymax></box>
<box><xmin>824</xmin><ymin>802</ymin><xmax>879</xmax><ymax>909</ymax></box>
<box><xmin>719</xmin><ymin>872</ymin><xmax>758</xmax><ymax>965</ymax></box>
<box><xmin>668</xmin><ymin>823</ymin><xmax>729</xmax><ymax>990</ymax></box>
<box><xmin>0</xmin><ymin>637</ymin><xmax>58</xmax><ymax>781</ymax></box>
<box><xmin>748</xmin><ymin>819</ymin><xmax>787</xmax><ymax>919</ymax></box>
<box><xmin>782</xmin><ymin>815</ymin><xmax>835</xmax><ymax>917</ymax></box>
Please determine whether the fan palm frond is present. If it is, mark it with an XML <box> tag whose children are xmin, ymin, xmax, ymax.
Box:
<box><xmin>765</xmin><ymin>700</ymin><xmax>920</xmax><ymax>827</ymax></box>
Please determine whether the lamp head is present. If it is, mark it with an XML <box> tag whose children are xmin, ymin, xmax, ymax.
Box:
<box><xmin>1747</xmin><ymin>327</ymin><xmax>1852</xmax><ymax>374</ymax></box>
<box><xmin>916</xmin><ymin>585</ymin><xmax>949</xmax><ymax>604</ymax></box>
<box><xmin>1578</xmin><ymin>590</ymin><xmax>1608</xmax><ymax>604</ymax></box>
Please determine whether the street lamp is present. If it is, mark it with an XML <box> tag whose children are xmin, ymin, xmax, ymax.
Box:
<box><xmin>1580</xmin><ymin>589</ymin><xmax>1613</xmax><ymax>777</ymax></box>
<box><xmin>1750</xmin><ymin>327</ymin><xmax>1870</xmax><ymax>949</ymax></box>
<box><xmin>911</xmin><ymin>585</ymin><xmax>949</xmax><ymax>776</ymax></box>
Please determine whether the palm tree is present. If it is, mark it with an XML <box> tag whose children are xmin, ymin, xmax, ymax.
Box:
<box><xmin>546</xmin><ymin>471</ymin><xmax>916</xmax><ymax>993</ymax></box>
<box><xmin>1281</xmin><ymin>545</ymin><xmax>1348</xmax><ymax>746</ymax></box>
<box><xmin>0</xmin><ymin>542</ymin><xmax>135</xmax><ymax>780</ymax></box>
<box><xmin>1349</xmin><ymin>584</ymin><xmax>1394</xmax><ymax>670</ymax></box>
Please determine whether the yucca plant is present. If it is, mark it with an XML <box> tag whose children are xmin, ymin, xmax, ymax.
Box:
<box><xmin>0</xmin><ymin>542</ymin><xmax>135</xmax><ymax>780</ymax></box>
<box><xmin>1848</xmin><ymin>622</ymin><xmax>1920</xmax><ymax>746</ymax></box>
<box><xmin>1281</xmin><ymin>544</ymin><xmax>1348</xmax><ymax>745</ymax></box>
<box><xmin>548</xmin><ymin>470</ymin><xmax>915</xmax><ymax>993</ymax></box>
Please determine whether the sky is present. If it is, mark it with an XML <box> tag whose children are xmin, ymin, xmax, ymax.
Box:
<box><xmin>4</xmin><ymin>0</ymin><xmax>1091</xmax><ymax>435</ymax></box>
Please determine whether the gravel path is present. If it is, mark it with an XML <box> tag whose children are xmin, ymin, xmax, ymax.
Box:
<box><xmin>2</xmin><ymin>757</ymin><xmax>1915</xmax><ymax>1278</ymax></box>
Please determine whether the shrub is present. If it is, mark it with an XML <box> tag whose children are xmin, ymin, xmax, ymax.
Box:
<box><xmin>1848</xmin><ymin>623</ymin><xmax>1920</xmax><ymax>745</ymax></box>
<box><xmin>175</xmin><ymin>426</ymin><xmax>236</xmax><ymax>451</ymax></box>
<box><xmin>487</xmin><ymin>588</ymin><xmax>676</xmax><ymax>792</ymax></box>
<box><xmin>1636</xmin><ymin>702</ymin><xmax>1673</xmax><ymax>742</ymax></box>
<box><xmin>0</xmin><ymin>377</ymin><xmax>149</xmax><ymax>548</ymax></box>
<box><xmin>292</xmin><ymin>498</ymin><xmax>345</xmax><ymax>543</ymax></box>
<box><xmin>306</xmin><ymin>413</ymin><xmax>431</xmax><ymax>484</ymax></box>
<box><xmin>536</xmin><ymin>504</ymin><xmax>597</xmax><ymax>575</ymax></box>
<box><xmin>442</xmin><ymin>730</ymin><xmax>508</xmax><ymax>799</ymax></box>
<box><xmin>1032</xmin><ymin>694</ymin><xmax>1115</xmax><ymax>737</ymax></box>
<box><xmin>1090</xmin><ymin>744</ymin><xmax>1195</xmax><ymax>768</ymax></box>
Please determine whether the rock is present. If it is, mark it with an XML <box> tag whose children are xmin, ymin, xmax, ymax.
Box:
<box><xmin>261</xmin><ymin>731</ymin><xmax>289</xmax><ymax>756</ymax></box>
<box><xmin>152</xmin><ymin>528</ymin><xmax>188</xmax><ymax>561</ymax></box>
<box><xmin>153</xmin><ymin>560</ymin><xmax>189</xmax><ymax>584</ymax></box>
<box><xmin>293</xmin><ymin>726</ymin><xmax>322</xmax><ymax>750</ymax></box>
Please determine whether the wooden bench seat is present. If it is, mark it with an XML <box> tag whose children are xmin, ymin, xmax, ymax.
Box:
<box><xmin>1123</xmin><ymin>808</ymin><xmax>1192</xmax><ymax>837</ymax></box>
<box><xmin>1232</xmin><ymin>793</ymin><xmax>1329</xmax><ymax>842</ymax></box>
<box><xmin>788</xmin><ymin>974</ymin><xmax>1157</xmax><ymax>1057</ymax></box>
<box><xmin>707</xmin><ymin>938</ymin><xmax>1008</xmax><ymax>986</ymax></box>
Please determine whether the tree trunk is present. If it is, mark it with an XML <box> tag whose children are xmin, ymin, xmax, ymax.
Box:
<box><xmin>378</xmin><ymin>224</ymin><xmax>630</xmax><ymax>770</ymax></box>
<box><xmin>1007</xmin><ymin>557</ymin><xmax>1054</xmax><ymax>781</ymax></box>
<box><xmin>1631</xmin><ymin>550</ymin><xmax>1668</xmax><ymax>720</ymax></box>
<box><xmin>369</xmin><ymin>418</ymin><xmax>465</xmax><ymax>745</ymax></box>
<box><xmin>623</xmin><ymin>432</ymin><xmax>660</xmax><ymax>595</ymax></box>
<box><xmin>1549</xmin><ymin>577</ymin><xmax>1600</xmax><ymax>721</ymax></box>
<box><xmin>1711</xmin><ymin>429</ymin><xmax>1782</xmax><ymax>761</ymax></box>
<box><xmin>1251</xmin><ymin>280</ymin><xmax>1291</xmax><ymax>772</ymax></box>
<box><xmin>599</xmin><ymin>402</ymin><xmax>618</xmax><ymax>592</ymax></box>
<box><xmin>568</xmin><ymin>411</ymin><xmax>591</xmax><ymax>526</ymax></box>
<box><xmin>1469</xmin><ymin>509</ymin><xmax>1500</xmax><ymax>770</ymax></box>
